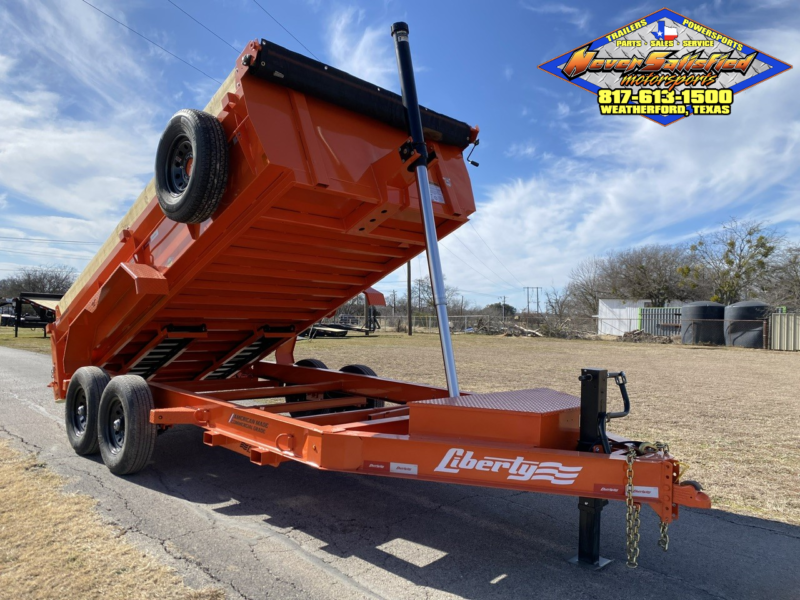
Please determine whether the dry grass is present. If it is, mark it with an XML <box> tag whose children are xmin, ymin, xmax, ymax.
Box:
<box><xmin>295</xmin><ymin>332</ymin><xmax>800</xmax><ymax>526</ymax></box>
<box><xmin>0</xmin><ymin>441</ymin><xmax>222</xmax><ymax>600</ymax></box>
<box><xmin>0</xmin><ymin>326</ymin><xmax>51</xmax><ymax>354</ymax></box>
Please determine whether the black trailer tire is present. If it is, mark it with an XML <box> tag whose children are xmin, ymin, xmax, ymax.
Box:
<box><xmin>339</xmin><ymin>365</ymin><xmax>385</xmax><ymax>409</ymax></box>
<box><xmin>154</xmin><ymin>108</ymin><xmax>228</xmax><ymax>223</ymax></box>
<box><xmin>97</xmin><ymin>376</ymin><xmax>157</xmax><ymax>475</ymax></box>
<box><xmin>65</xmin><ymin>367</ymin><xmax>111</xmax><ymax>455</ymax></box>
<box><xmin>286</xmin><ymin>359</ymin><xmax>328</xmax><ymax>416</ymax></box>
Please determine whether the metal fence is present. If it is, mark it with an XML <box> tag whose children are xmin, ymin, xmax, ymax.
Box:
<box><xmin>639</xmin><ymin>307</ymin><xmax>682</xmax><ymax>337</ymax></box>
<box><xmin>375</xmin><ymin>315</ymin><xmax>548</xmax><ymax>334</ymax></box>
<box><xmin>770</xmin><ymin>313</ymin><xmax>800</xmax><ymax>351</ymax></box>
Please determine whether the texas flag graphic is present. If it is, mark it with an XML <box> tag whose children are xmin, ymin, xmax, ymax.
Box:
<box><xmin>652</xmin><ymin>21</ymin><xmax>678</xmax><ymax>41</ymax></box>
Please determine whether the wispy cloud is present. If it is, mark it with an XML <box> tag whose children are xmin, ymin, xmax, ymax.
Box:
<box><xmin>521</xmin><ymin>2</ymin><xmax>590</xmax><ymax>31</ymax></box>
<box><xmin>326</xmin><ymin>7</ymin><xmax>396</xmax><ymax>90</ymax></box>
<box><xmin>0</xmin><ymin>1</ymin><xmax>184</xmax><ymax>271</ymax></box>
<box><xmin>504</xmin><ymin>66</ymin><xmax>514</xmax><ymax>81</ymax></box>
<box><xmin>505</xmin><ymin>141</ymin><xmax>537</xmax><ymax>159</ymax></box>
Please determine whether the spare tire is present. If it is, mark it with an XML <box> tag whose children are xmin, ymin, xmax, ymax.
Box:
<box><xmin>154</xmin><ymin>109</ymin><xmax>228</xmax><ymax>223</ymax></box>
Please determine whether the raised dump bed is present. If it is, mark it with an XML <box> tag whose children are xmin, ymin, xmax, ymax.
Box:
<box><xmin>48</xmin><ymin>24</ymin><xmax>708</xmax><ymax>569</ymax></box>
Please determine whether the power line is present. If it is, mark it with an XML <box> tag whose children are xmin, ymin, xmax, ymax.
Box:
<box><xmin>250</xmin><ymin>0</ymin><xmax>320</xmax><ymax>60</ymax></box>
<box><xmin>0</xmin><ymin>248</ymin><xmax>93</xmax><ymax>259</ymax></box>
<box><xmin>165</xmin><ymin>0</ymin><xmax>239</xmax><ymax>54</ymax></box>
<box><xmin>78</xmin><ymin>0</ymin><xmax>223</xmax><ymax>84</ymax></box>
<box><xmin>467</xmin><ymin>221</ymin><xmax>525</xmax><ymax>287</ymax></box>
<box><xmin>0</xmin><ymin>236</ymin><xmax>100</xmax><ymax>245</ymax></box>
<box><xmin>0</xmin><ymin>267</ymin><xmax>76</xmax><ymax>272</ymax></box>
<box><xmin>439</xmin><ymin>243</ymin><xmax>517</xmax><ymax>292</ymax></box>
<box><xmin>448</xmin><ymin>235</ymin><xmax>518</xmax><ymax>289</ymax></box>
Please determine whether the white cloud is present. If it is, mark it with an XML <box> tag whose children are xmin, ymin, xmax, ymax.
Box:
<box><xmin>0</xmin><ymin>2</ymin><xmax>168</xmax><ymax>223</ymax></box>
<box><xmin>326</xmin><ymin>7</ymin><xmax>396</xmax><ymax>90</ymax></box>
<box><xmin>504</xmin><ymin>66</ymin><xmax>514</xmax><ymax>81</ymax></box>
<box><xmin>505</xmin><ymin>141</ymin><xmax>537</xmax><ymax>159</ymax></box>
<box><xmin>521</xmin><ymin>2</ymin><xmax>590</xmax><ymax>31</ymax></box>
<box><xmin>556</xmin><ymin>102</ymin><xmax>570</xmax><ymax>117</ymax></box>
<box><xmin>0</xmin><ymin>82</ymin><xmax>157</xmax><ymax>219</ymax></box>
<box><xmin>457</xmin><ymin>27</ymin><xmax>800</xmax><ymax>296</ymax></box>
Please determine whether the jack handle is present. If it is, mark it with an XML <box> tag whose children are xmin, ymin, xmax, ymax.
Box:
<box><xmin>605</xmin><ymin>371</ymin><xmax>630</xmax><ymax>420</ymax></box>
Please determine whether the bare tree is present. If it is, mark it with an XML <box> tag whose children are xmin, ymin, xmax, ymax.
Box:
<box><xmin>606</xmin><ymin>244</ymin><xmax>692</xmax><ymax>307</ymax></box>
<box><xmin>681</xmin><ymin>219</ymin><xmax>780</xmax><ymax>305</ymax></box>
<box><xmin>541</xmin><ymin>287</ymin><xmax>574</xmax><ymax>337</ymax></box>
<box><xmin>565</xmin><ymin>256</ymin><xmax>608</xmax><ymax>317</ymax></box>
<box><xmin>763</xmin><ymin>245</ymin><xmax>800</xmax><ymax>310</ymax></box>
<box><xmin>410</xmin><ymin>276</ymin><xmax>460</xmax><ymax>313</ymax></box>
<box><xmin>0</xmin><ymin>265</ymin><xmax>76</xmax><ymax>298</ymax></box>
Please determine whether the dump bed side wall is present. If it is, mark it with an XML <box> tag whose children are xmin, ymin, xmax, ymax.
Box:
<box><xmin>51</xmin><ymin>48</ymin><xmax>475</xmax><ymax>396</ymax></box>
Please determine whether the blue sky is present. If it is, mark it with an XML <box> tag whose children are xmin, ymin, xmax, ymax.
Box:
<box><xmin>0</xmin><ymin>0</ymin><xmax>797</xmax><ymax>310</ymax></box>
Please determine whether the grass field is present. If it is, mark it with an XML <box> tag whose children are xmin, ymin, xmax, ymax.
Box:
<box><xmin>0</xmin><ymin>441</ymin><xmax>222</xmax><ymax>600</ymax></box>
<box><xmin>0</xmin><ymin>326</ymin><xmax>51</xmax><ymax>354</ymax></box>
<box><xmin>295</xmin><ymin>332</ymin><xmax>800</xmax><ymax>526</ymax></box>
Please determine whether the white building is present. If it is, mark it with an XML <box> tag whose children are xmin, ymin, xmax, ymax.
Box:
<box><xmin>595</xmin><ymin>298</ymin><xmax>685</xmax><ymax>336</ymax></box>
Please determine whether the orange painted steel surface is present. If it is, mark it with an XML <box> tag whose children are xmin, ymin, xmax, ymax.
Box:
<box><xmin>50</xmin><ymin>38</ymin><xmax>709</xmax><ymax>526</ymax></box>
<box><xmin>409</xmin><ymin>389</ymin><xmax>581</xmax><ymax>448</ymax></box>
<box><xmin>50</xmin><ymin>39</ymin><xmax>475</xmax><ymax>397</ymax></box>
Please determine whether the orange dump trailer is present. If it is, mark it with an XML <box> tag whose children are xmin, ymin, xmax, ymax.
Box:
<box><xmin>49</xmin><ymin>24</ymin><xmax>708</xmax><ymax>568</ymax></box>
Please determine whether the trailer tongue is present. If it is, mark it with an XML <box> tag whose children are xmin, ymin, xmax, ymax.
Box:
<box><xmin>49</xmin><ymin>23</ymin><xmax>709</xmax><ymax>570</ymax></box>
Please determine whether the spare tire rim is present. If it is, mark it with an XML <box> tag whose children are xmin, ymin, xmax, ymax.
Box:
<box><xmin>105</xmin><ymin>397</ymin><xmax>125</xmax><ymax>453</ymax></box>
<box><xmin>165</xmin><ymin>134</ymin><xmax>194</xmax><ymax>198</ymax></box>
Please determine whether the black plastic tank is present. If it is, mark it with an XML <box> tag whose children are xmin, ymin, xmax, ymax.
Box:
<box><xmin>724</xmin><ymin>300</ymin><xmax>770</xmax><ymax>348</ymax></box>
<box><xmin>681</xmin><ymin>301</ymin><xmax>725</xmax><ymax>345</ymax></box>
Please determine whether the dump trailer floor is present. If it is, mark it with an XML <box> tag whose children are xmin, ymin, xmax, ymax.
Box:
<box><xmin>2</xmin><ymin>347</ymin><xmax>797</xmax><ymax>600</ymax></box>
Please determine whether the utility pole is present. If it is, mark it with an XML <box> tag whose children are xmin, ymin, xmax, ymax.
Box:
<box><xmin>500</xmin><ymin>296</ymin><xmax>506</xmax><ymax>323</ymax></box>
<box><xmin>524</xmin><ymin>286</ymin><xmax>543</xmax><ymax>314</ymax></box>
<box><xmin>391</xmin><ymin>290</ymin><xmax>396</xmax><ymax>316</ymax></box>
<box><xmin>407</xmin><ymin>261</ymin><xmax>412</xmax><ymax>336</ymax></box>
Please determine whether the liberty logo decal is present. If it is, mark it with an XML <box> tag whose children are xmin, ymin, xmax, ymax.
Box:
<box><xmin>435</xmin><ymin>448</ymin><xmax>582</xmax><ymax>485</ymax></box>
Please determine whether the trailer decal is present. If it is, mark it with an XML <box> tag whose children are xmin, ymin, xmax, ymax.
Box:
<box><xmin>594</xmin><ymin>484</ymin><xmax>660</xmax><ymax>499</ymax></box>
<box><xmin>435</xmin><ymin>448</ymin><xmax>582</xmax><ymax>485</ymax></box>
<box><xmin>228</xmin><ymin>414</ymin><xmax>269</xmax><ymax>434</ymax></box>
<box><xmin>389</xmin><ymin>462</ymin><xmax>418</xmax><ymax>476</ymax></box>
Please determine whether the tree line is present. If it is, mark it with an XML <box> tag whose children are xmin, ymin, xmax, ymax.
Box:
<box><xmin>566</xmin><ymin>218</ymin><xmax>799</xmax><ymax>316</ymax></box>
<box><xmin>0</xmin><ymin>265</ymin><xmax>77</xmax><ymax>299</ymax></box>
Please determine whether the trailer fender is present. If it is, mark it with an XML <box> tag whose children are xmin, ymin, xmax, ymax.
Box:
<box><xmin>63</xmin><ymin>264</ymin><xmax>168</xmax><ymax>373</ymax></box>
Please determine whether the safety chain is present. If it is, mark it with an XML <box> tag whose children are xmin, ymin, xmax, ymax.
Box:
<box><xmin>627</xmin><ymin>443</ymin><xmax>674</xmax><ymax>567</ymax></box>
<box><xmin>625</xmin><ymin>448</ymin><xmax>641</xmax><ymax>568</ymax></box>
<box><xmin>659</xmin><ymin>521</ymin><xmax>670</xmax><ymax>552</ymax></box>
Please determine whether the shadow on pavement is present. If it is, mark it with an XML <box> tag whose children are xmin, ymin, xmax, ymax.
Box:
<box><xmin>125</xmin><ymin>425</ymin><xmax>798</xmax><ymax>600</ymax></box>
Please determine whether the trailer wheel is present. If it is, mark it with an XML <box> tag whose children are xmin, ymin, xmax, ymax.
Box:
<box><xmin>65</xmin><ymin>367</ymin><xmax>111</xmax><ymax>455</ymax></box>
<box><xmin>154</xmin><ymin>109</ymin><xmax>228</xmax><ymax>224</ymax></box>
<box><xmin>339</xmin><ymin>365</ymin><xmax>385</xmax><ymax>409</ymax></box>
<box><xmin>286</xmin><ymin>359</ymin><xmax>328</xmax><ymax>416</ymax></box>
<box><xmin>97</xmin><ymin>376</ymin><xmax>157</xmax><ymax>475</ymax></box>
